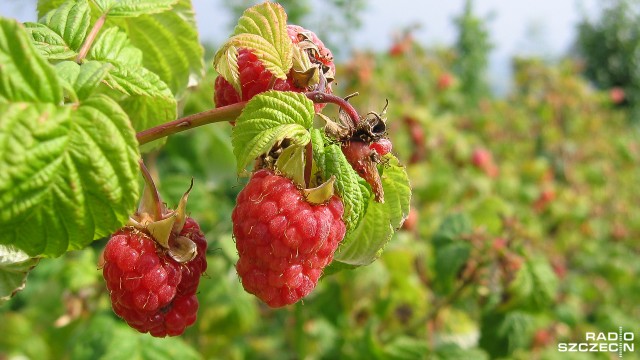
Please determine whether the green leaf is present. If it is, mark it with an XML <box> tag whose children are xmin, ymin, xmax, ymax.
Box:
<box><xmin>96</xmin><ymin>0</ymin><xmax>179</xmax><ymax>17</ymax></box>
<box><xmin>310</xmin><ymin>129</ymin><xmax>326</xmax><ymax>172</ymax></box>
<box><xmin>333</xmin><ymin>155</ymin><xmax>411</xmax><ymax>266</ymax></box>
<box><xmin>322</xmin><ymin>260</ymin><xmax>358</xmax><ymax>278</ymax></box>
<box><xmin>432</xmin><ymin>213</ymin><xmax>473</xmax><ymax>247</ymax></box>
<box><xmin>0</xmin><ymin>18</ymin><xmax>62</xmax><ymax>103</ymax></box>
<box><xmin>479</xmin><ymin>311</ymin><xmax>535</xmax><ymax>357</ymax></box>
<box><xmin>27</xmin><ymin>0</ymin><xmax>91</xmax><ymax>60</ymax></box>
<box><xmin>430</xmin><ymin>213</ymin><xmax>473</xmax><ymax>292</ymax></box>
<box><xmin>503</xmin><ymin>255</ymin><xmax>559</xmax><ymax>311</ymax></box>
<box><xmin>214</xmin><ymin>2</ymin><xmax>292</xmax><ymax>96</ymax></box>
<box><xmin>498</xmin><ymin>311</ymin><xmax>535</xmax><ymax>352</ymax></box>
<box><xmin>55</xmin><ymin>61</ymin><xmax>112</xmax><ymax>100</ymax></box>
<box><xmin>0</xmin><ymin>245</ymin><xmax>39</xmax><ymax>304</ymax></box>
<box><xmin>232</xmin><ymin>91</ymin><xmax>314</xmax><ymax>172</ymax></box>
<box><xmin>40</xmin><ymin>0</ymin><xmax>90</xmax><ymax>50</ymax></box>
<box><xmin>104</xmin><ymin>327</ymin><xmax>202</xmax><ymax>360</ymax></box>
<box><xmin>112</xmin><ymin>0</ymin><xmax>204</xmax><ymax>95</ymax></box>
<box><xmin>87</xmin><ymin>27</ymin><xmax>176</xmax><ymax>132</ymax></box>
<box><xmin>104</xmin><ymin>64</ymin><xmax>176</xmax><ymax>130</ymax></box>
<box><xmin>434</xmin><ymin>242</ymin><xmax>472</xmax><ymax>293</ymax></box>
<box><xmin>320</xmin><ymin>142</ymin><xmax>368</xmax><ymax>230</ymax></box>
<box><xmin>37</xmin><ymin>0</ymin><xmax>68</xmax><ymax>18</ymax></box>
<box><xmin>88</xmin><ymin>26</ymin><xmax>143</xmax><ymax>67</ymax></box>
<box><xmin>382</xmin><ymin>336</ymin><xmax>430</xmax><ymax>360</ymax></box>
<box><xmin>434</xmin><ymin>343</ymin><xmax>489</xmax><ymax>360</ymax></box>
<box><xmin>24</xmin><ymin>22</ymin><xmax>77</xmax><ymax>60</ymax></box>
<box><xmin>71</xmin><ymin>314</ymin><xmax>201</xmax><ymax>360</ymax></box>
<box><xmin>0</xmin><ymin>97</ymin><xmax>140</xmax><ymax>257</ymax></box>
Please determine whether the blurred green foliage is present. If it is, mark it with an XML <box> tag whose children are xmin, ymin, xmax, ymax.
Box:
<box><xmin>576</xmin><ymin>0</ymin><xmax>640</xmax><ymax>121</ymax></box>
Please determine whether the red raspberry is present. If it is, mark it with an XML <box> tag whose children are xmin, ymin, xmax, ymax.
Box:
<box><xmin>112</xmin><ymin>293</ymin><xmax>199</xmax><ymax>337</ymax></box>
<box><xmin>370</xmin><ymin>138</ymin><xmax>392</xmax><ymax>156</ymax></box>
<box><xmin>214</xmin><ymin>25</ymin><xmax>334</xmax><ymax>113</ymax></box>
<box><xmin>214</xmin><ymin>49</ymin><xmax>289</xmax><ymax>107</ymax></box>
<box><xmin>103</xmin><ymin>230</ymin><xmax>182</xmax><ymax>314</ymax></box>
<box><xmin>103</xmin><ymin>218</ymin><xmax>207</xmax><ymax>337</ymax></box>
<box><xmin>231</xmin><ymin>169</ymin><xmax>346</xmax><ymax>307</ymax></box>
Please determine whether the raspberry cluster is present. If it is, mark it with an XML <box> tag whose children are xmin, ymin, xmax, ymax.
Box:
<box><xmin>214</xmin><ymin>25</ymin><xmax>335</xmax><ymax>113</ymax></box>
<box><xmin>102</xmin><ymin>218</ymin><xmax>207</xmax><ymax>337</ymax></box>
<box><xmin>232</xmin><ymin>169</ymin><xmax>346</xmax><ymax>307</ymax></box>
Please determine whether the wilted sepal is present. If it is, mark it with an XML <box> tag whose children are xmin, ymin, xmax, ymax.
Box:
<box><xmin>167</xmin><ymin>236</ymin><xmax>197</xmax><ymax>263</ymax></box>
<box><xmin>129</xmin><ymin>163</ymin><xmax>197</xmax><ymax>263</ymax></box>
<box><xmin>291</xmin><ymin>44</ymin><xmax>319</xmax><ymax>89</ymax></box>
<box><xmin>304</xmin><ymin>176</ymin><xmax>336</xmax><ymax>205</ymax></box>
<box><xmin>276</xmin><ymin>145</ymin><xmax>307</xmax><ymax>187</ymax></box>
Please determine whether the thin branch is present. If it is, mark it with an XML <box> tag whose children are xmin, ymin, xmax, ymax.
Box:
<box><xmin>136</xmin><ymin>91</ymin><xmax>364</xmax><ymax>145</ymax></box>
<box><xmin>136</xmin><ymin>102</ymin><xmax>246</xmax><ymax>145</ymax></box>
<box><xmin>306</xmin><ymin>91</ymin><xmax>360</xmax><ymax>127</ymax></box>
<box><xmin>76</xmin><ymin>13</ymin><xmax>107</xmax><ymax>63</ymax></box>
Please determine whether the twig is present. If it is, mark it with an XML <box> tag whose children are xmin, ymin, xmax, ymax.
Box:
<box><xmin>76</xmin><ymin>13</ymin><xmax>107</xmax><ymax>63</ymax></box>
<box><xmin>136</xmin><ymin>102</ymin><xmax>246</xmax><ymax>145</ymax></box>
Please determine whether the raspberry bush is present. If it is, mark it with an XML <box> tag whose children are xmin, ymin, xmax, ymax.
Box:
<box><xmin>2</xmin><ymin>1</ymin><xmax>636</xmax><ymax>359</ymax></box>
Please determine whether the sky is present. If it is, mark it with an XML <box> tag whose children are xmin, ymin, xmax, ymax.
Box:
<box><xmin>0</xmin><ymin>0</ymin><xmax>602</xmax><ymax>93</ymax></box>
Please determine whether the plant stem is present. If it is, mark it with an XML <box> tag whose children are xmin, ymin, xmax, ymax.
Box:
<box><xmin>136</xmin><ymin>91</ymin><xmax>364</xmax><ymax>145</ymax></box>
<box><xmin>136</xmin><ymin>102</ymin><xmax>246</xmax><ymax>145</ymax></box>
<box><xmin>76</xmin><ymin>13</ymin><xmax>107</xmax><ymax>63</ymax></box>
<box><xmin>306</xmin><ymin>91</ymin><xmax>360</xmax><ymax>126</ymax></box>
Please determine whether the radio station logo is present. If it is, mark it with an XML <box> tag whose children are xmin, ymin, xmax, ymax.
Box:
<box><xmin>558</xmin><ymin>327</ymin><xmax>635</xmax><ymax>358</ymax></box>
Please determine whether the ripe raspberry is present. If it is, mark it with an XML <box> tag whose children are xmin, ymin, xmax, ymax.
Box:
<box><xmin>112</xmin><ymin>293</ymin><xmax>199</xmax><ymax>337</ymax></box>
<box><xmin>103</xmin><ymin>218</ymin><xmax>207</xmax><ymax>337</ymax></box>
<box><xmin>214</xmin><ymin>25</ymin><xmax>334</xmax><ymax>113</ymax></box>
<box><xmin>103</xmin><ymin>230</ymin><xmax>182</xmax><ymax>314</ymax></box>
<box><xmin>232</xmin><ymin>169</ymin><xmax>346</xmax><ymax>307</ymax></box>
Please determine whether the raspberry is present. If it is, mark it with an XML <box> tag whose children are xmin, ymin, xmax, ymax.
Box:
<box><xmin>103</xmin><ymin>217</ymin><xmax>207</xmax><ymax>337</ymax></box>
<box><xmin>232</xmin><ymin>169</ymin><xmax>346</xmax><ymax>307</ymax></box>
<box><xmin>342</xmin><ymin>140</ymin><xmax>384</xmax><ymax>202</ymax></box>
<box><xmin>370</xmin><ymin>138</ymin><xmax>392</xmax><ymax>156</ymax></box>
<box><xmin>286</xmin><ymin>24</ymin><xmax>335</xmax><ymax>73</ymax></box>
<box><xmin>214</xmin><ymin>49</ymin><xmax>286</xmax><ymax>107</ymax></box>
<box><xmin>112</xmin><ymin>293</ymin><xmax>199</xmax><ymax>337</ymax></box>
<box><xmin>214</xmin><ymin>25</ymin><xmax>334</xmax><ymax>113</ymax></box>
<box><xmin>104</xmin><ymin>230</ymin><xmax>182</xmax><ymax>314</ymax></box>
